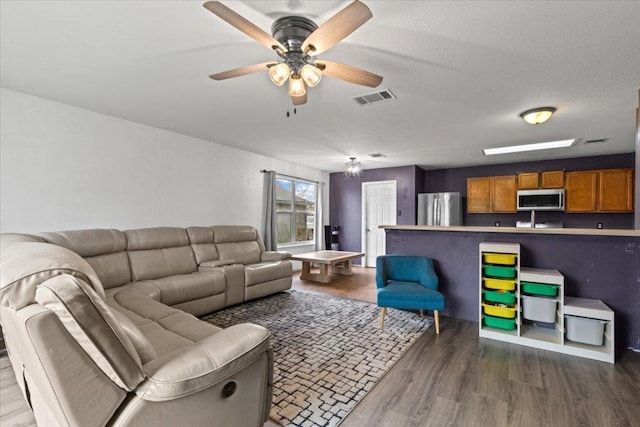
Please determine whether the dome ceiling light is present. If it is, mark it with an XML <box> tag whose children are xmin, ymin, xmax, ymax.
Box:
<box><xmin>519</xmin><ymin>107</ymin><xmax>557</xmax><ymax>124</ymax></box>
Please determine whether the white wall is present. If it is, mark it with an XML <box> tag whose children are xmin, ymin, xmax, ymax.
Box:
<box><xmin>0</xmin><ymin>88</ymin><xmax>329</xmax><ymax>237</ymax></box>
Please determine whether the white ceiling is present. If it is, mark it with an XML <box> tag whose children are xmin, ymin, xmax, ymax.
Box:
<box><xmin>2</xmin><ymin>1</ymin><xmax>639</xmax><ymax>172</ymax></box>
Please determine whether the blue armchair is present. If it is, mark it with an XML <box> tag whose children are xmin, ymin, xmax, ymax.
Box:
<box><xmin>376</xmin><ymin>255</ymin><xmax>444</xmax><ymax>334</ymax></box>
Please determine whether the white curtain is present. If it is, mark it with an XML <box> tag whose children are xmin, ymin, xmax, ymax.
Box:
<box><xmin>315</xmin><ymin>182</ymin><xmax>324</xmax><ymax>251</ymax></box>
<box><xmin>263</xmin><ymin>170</ymin><xmax>277</xmax><ymax>251</ymax></box>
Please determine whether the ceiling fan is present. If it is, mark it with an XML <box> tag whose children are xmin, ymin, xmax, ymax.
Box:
<box><xmin>203</xmin><ymin>0</ymin><xmax>383</xmax><ymax>105</ymax></box>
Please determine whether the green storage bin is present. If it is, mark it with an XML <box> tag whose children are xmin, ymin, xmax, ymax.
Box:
<box><xmin>521</xmin><ymin>281</ymin><xmax>559</xmax><ymax>297</ymax></box>
<box><xmin>483</xmin><ymin>265</ymin><xmax>517</xmax><ymax>279</ymax></box>
<box><xmin>483</xmin><ymin>289</ymin><xmax>516</xmax><ymax>305</ymax></box>
<box><xmin>483</xmin><ymin>315</ymin><xmax>516</xmax><ymax>330</ymax></box>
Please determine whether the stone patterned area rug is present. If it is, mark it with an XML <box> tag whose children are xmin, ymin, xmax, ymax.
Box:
<box><xmin>202</xmin><ymin>290</ymin><xmax>433</xmax><ymax>427</ymax></box>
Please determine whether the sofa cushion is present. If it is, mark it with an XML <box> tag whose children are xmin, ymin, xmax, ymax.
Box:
<box><xmin>40</xmin><ymin>229</ymin><xmax>132</xmax><ymax>290</ymax></box>
<box><xmin>0</xmin><ymin>233</ymin><xmax>46</xmax><ymax>244</ymax></box>
<box><xmin>125</xmin><ymin>227</ymin><xmax>190</xmax><ymax>251</ymax></box>
<box><xmin>136</xmin><ymin>323</ymin><xmax>270</xmax><ymax>401</ymax></box>
<box><xmin>109</xmin><ymin>289</ymin><xmax>222</xmax><ymax>357</ymax></box>
<box><xmin>216</xmin><ymin>241</ymin><xmax>262</xmax><ymax>265</ymax></box>
<box><xmin>0</xmin><ymin>241</ymin><xmax>104</xmax><ymax>310</ymax></box>
<box><xmin>212</xmin><ymin>225</ymin><xmax>263</xmax><ymax>264</ymax></box>
<box><xmin>128</xmin><ymin>247</ymin><xmax>197</xmax><ymax>281</ymax></box>
<box><xmin>245</xmin><ymin>261</ymin><xmax>293</xmax><ymax>286</ymax></box>
<box><xmin>126</xmin><ymin>228</ymin><xmax>197</xmax><ymax>281</ymax></box>
<box><xmin>133</xmin><ymin>271</ymin><xmax>225</xmax><ymax>306</ymax></box>
<box><xmin>41</xmin><ymin>229</ymin><xmax>127</xmax><ymax>257</ymax></box>
<box><xmin>34</xmin><ymin>274</ymin><xmax>144</xmax><ymax>391</ymax></box>
<box><xmin>112</xmin><ymin>310</ymin><xmax>157</xmax><ymax>364</ymax></box>
<box><xmin>211</xmin><ymin>225</ymin><xmax>260</xmax><ymax>245</ymax></box>
<box><xmin>186</xmin><ymin>227</ymin><xmax>219</xmax><ymax>264</ymax></box>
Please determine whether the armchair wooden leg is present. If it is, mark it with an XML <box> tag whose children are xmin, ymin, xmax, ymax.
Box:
<box><xmin>380</xmin><ymin>307</ymin><xmax>387</xmax><ymax>330</ymax></box>
<box><xmin>434</xmin><ymin>310</ymin><xmax>440</xmax><ymax>335</ymax></box>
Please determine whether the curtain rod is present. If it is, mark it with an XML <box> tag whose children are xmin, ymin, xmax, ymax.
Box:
<box><xmin>260</xmin><ymin>169</ymin><xmax>324</xmax><ymax>185</ymax></box>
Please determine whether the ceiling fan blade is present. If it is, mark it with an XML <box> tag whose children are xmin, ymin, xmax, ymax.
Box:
<box><xmin>209</xmin><ymin>62</ymin><xmax>276</xmax><ymax>80</ymax></box>
<box><xmin>316</xmin><ymin>60</ymin><xmax>383</xmax><ymax>88</ymax></box>
<box><xmin>302</xmin><ymin>0</ymin><xmax>372</xmax><ymax>56</ymax></box>
<box><xmin>292</xmin><ymin>92</ymin><xmax>307</xmax><ymax>105</ymax></box>
<box><xmin>203</xmin><ymin>1</ymin><xmax>287</xmax><ymax>54</ymax></box>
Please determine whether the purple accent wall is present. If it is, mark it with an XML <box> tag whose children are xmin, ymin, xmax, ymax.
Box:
<box><xmin>329</xmin><ymin>165</ymin><xmax>421</xmax><ymax>259</ymax></box>
<box><xmin>424</xmin><ymin>153</ymin><xmax>636</xmax><ymax>229</ymax></box>
<box><xmin>386</xmin><ymin>229</ymin><xmax>640</xmax><ymax>352</ymax></box>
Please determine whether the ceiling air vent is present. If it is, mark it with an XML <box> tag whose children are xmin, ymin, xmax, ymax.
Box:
<box><xmin>352</xmin><ymin>89</ymin><xmax>396</xmax><ymax>106</ymax></box>
<box><xmin>369</xmin><ymin>153</ymin><xmax>387</xmax><ymax>158</ymax></box>
<box><xmin>584</xmin><ymin>138</ymin><xmax>608</xmax><ymax>144</ymax></box>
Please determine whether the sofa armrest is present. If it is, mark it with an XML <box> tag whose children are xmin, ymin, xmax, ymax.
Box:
<box><xmin>199</xmin><ymin>259</ymin><xmax>237</xmax><ymax>268</ymax></box>
<box><xmin>261</xmin><ymin>251</ymin><xmax>291</xmax><ymax>262</ymax></box>
<box><xmin>136</xmin><ymin>323</ymin><xmax>270</xmax><ymax>401</ymax></box>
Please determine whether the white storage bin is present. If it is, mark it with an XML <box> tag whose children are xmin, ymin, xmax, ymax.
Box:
<box><xmin>521</xmin><ymin>295</ymin><xmax>557</xmax><ymax>323</ymax></box>
<box><xmin>566</xmin><ymin>315</ymin><xmax>606</xmax><ymax>346</ymax></box>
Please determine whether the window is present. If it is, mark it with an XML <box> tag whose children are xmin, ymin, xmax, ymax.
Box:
<box><xmin>276</xmin><ymin>177</ymin><xmax>316</xmax><ymax>245</ymax></box>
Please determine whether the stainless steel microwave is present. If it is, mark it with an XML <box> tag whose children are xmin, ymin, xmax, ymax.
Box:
<box><xmin>517</xmin><ymin>189</ymin><xmax>565</xmax><ymax>211</ymax></box>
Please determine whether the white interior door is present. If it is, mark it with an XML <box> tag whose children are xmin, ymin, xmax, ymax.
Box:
<box><xmin>362</xmin><ymin>181</ymin><xmax>397</xmax><ymax>267</ymax></box>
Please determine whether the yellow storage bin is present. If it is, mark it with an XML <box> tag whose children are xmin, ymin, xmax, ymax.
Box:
<box><xmin>483</xmin><ymin>303</ymin><xmax>517</xmax><ymax>319</ymax></box>
<box><xmin>483</xmin><ymin>278</ymin><xmax>516</xmax><ymax>291</ymax></box>
<box><xmin>483</xmin><ymin>253</ymin><xmax>516</xmax><ymax>265</ymax></box>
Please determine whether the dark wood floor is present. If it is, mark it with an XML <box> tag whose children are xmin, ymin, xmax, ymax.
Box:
<box><xmin>2</xmin><ymin>267</ymin><xmax>639</xmax><ymax>426</ymax></box>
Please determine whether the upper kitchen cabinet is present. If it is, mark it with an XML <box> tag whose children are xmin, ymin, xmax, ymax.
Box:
<box><xmin>541</xmin><ymin>171</ymin><xmax>564</xmax><ymax>189</ymax></box>
<box><xmin>467</xmin><ymin>177</ymin><xmax>491</xmax><ymax>213</ymax></box>
<box><xmin>566</xmin><ymin>168</ymin><xmax>634</xmax><ymax>213</ymax></box>
<box><xmin>598</xmin><ymin>168</ymin><xmax>634</xmax><ymax>212</ymax></box>
<box><xmin>467</xmin><ymin>175</ymin><xmax>516</xmax><ymax>213</ymax></box>
<box><xmin>565</xmin><ymin>171</ymin><xmax>598</xmax><ymax>212</ymax></box>
<box><xmin>517</xmin><ymin>172</ymin><xmax>539</xmax><ymax>189</ymax></box>
<box><xmin>491</xmin><ymin>176</ymin><xmax>517</xmax><ymax>212</ymax></box>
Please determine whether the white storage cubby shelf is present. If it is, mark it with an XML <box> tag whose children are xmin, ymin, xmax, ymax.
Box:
<box><xmin>479</xmin><ymin>242</ymin><xmax>615</xmax><ymax>364</ymax></box>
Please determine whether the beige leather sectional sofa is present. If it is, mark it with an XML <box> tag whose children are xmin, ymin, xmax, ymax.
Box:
<box><xmin>0</xmin><ymin>225</ymin><xmax>292</xmax><ymax>427</ymax></box>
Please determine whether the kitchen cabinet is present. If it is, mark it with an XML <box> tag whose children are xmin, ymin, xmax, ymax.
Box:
<box><xmin>565</xmin><ymin>171</ymin><xmax>597</xmax><ymax>212</ymax></box>
<box><xmin>541</xmin><ymin>170</ymin><xmax>564</xmax><ymax>188</ymax></box>
<box><xmin>517</xmin><ymin>172</ymin><xmax>539</xmax><ymax>189</ymax></box>
<box><xmin>566</xmin><ymin>168</ymin><xmax>634</xmax><ymax>213</ymax></box>
<box><xmin>467</xmin><ymin>176</ymin><xmax>516</xmax><ymax>213</ymax></box>
<box><xmin>598</xmin><ymin>168</ymin><xmax>634</xmax><ymax>212</ymax></box>
<box><xmin>467</xmin><ymin>177</ymin><xmax>490</xmax><ymax>213</ymax></box>
<box><xmin>490</xmin><ymin>176</ymin><xmax>517</xmax><ymax>212</ymax></box>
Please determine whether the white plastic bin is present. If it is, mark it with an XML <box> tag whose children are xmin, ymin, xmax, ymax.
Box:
<box><xmin>521</xmin><ymin>295</ymin><xmax>557</xmax><ymax>323</ymax></box>
<box><xmin>566</xmin><ymin>315</ymin><xmax>606</xmax><ymax>346</ymax></box>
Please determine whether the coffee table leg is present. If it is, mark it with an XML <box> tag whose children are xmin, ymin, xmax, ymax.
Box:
<box><xmin>319</xmin><ymin>264</ymin><xmax>330</xmax><ymax>283</ymax></box>
<box><xmin>332</xmin><ymin>260</ymin><xmax>354</xmax><ymax>276</ymax></box>
<box><xmin>301</xmin><ymin>261</ymin><xmax>311</xmax><ymax>280</ymax></box>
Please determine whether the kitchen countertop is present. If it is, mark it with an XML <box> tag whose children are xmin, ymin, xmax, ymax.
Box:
<box><xmin>380</xmin><ymin>225</ymin><xmax>640</xmax><ymax>237</ymax></box>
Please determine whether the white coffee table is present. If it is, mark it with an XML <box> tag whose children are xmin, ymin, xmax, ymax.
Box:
<box><xmin>290</xmin><ymin>250</ymin><xmax>365</xmax><ymax>284</ymax></box>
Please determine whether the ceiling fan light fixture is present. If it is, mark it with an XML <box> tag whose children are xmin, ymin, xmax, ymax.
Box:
<box><xmin>269</xmin><ymin>63</ymin><xmax>290</xmax><ymax>86</ymax></box>
<box><xmin>300</xmin><ymin>64</ymin><xmax>322</xmax><ymax>87</ymax></box>
<box><xmin>289</xmin><ymin>73</ymin><xmax>306</xmax><ymax>97</ymax></box>
<box><xmin>519</xmin><ymin>107</ymin><xmax>557</xmax><ymax>124</ymax></box>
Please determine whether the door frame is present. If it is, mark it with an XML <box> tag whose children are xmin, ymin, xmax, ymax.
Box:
<box><xmin>361</xmin><ymin>180</ymin><xmax>397</xmax><ymax>267</ymax></box>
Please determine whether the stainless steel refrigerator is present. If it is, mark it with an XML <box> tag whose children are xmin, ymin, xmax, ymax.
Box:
<box><xmin>417</xmin><ymin>192</ymin><xmax>462</xmax><ymax>226</ymax></box>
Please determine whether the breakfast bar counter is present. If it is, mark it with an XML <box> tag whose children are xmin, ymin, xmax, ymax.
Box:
<box><xmin>381</xmin><ymin>224</ymin><xmax>640</xmax><ymax>237</ymax></box>
<box><xmin>380</xmin><ymin>225</ymin><xmax>640</xmax><ymax>353</ymax></box>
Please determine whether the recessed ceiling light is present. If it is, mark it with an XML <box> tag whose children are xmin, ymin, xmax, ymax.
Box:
<box><xmin>519</xmin><ymin>107</ymin><xmax>557</xmax><ymax>124</ymax></box>
<box><xmin>483</xmin><ymin>139</ymin><xmax>576</xmax><ymax>155</ymax></box>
